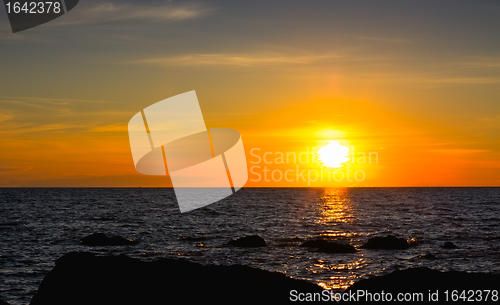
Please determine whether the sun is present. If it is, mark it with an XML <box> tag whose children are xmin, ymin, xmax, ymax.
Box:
<box><xmin>317</xmin><ymin>141</ymin><xmax>350</xmax><ymax>168</ymax></box>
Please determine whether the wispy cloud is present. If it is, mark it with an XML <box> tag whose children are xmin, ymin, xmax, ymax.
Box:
<box><xmin>90</xmin><ymin>124</ymin><xmax>128</xmax><ymax>132</ymax></box>
<box><xmin>417</xmin><ymin>77</ymin><xmax>500</xmax><ymax>85</ymax></box>
<box><xmin>357</xmin><ymin>36</ymin><xmax>411</xmax><ymax>44</ymax></box>
<box><xmin>427</xmin><ymin>149</ymin><xmax>492</xmax><ymax>154</ymax></box>
<box><xmin>0</xmin><ymin>31</ymin><xmax>26</xmax><ymax>42</ymax></box>
<box><xmin>358</xmin><ymin>72</ymin><xmax>500</xmax><ymax>86</ymax></box>
<box><xmin>454</xmin><ymin>56</ymin><xmax>500</xmax><ymax>69</ymax></box>
<box><xmin>0</xmin><ymin>166</ymin><xmax>33</xmax><ymax>173</ymax></box>
<box><xmin>0</xmin><ymin>96</ymin><xmax>130</xmax><ymax>135</ymax></box>
<box><xmin>0</xmin><ymin>112</ymin><xmax>13</xmax><ymax>122</ymax></box>
<box><xmin>2</xmin><ymin>122</ymin><xmax>87</xmax><ymax>133</ymax></box>
<box><xmin>132</xmin><ymin>52</ymin><xmax>339</xmax><ymax>67</ymax></box>
<box><xmin>131</xmin><ymin>51</ymin><xmax>500</xmax><ymax>86</ymax></box>
<box><xmin>53</xmin><ymin>1</ymin><xmax>218</xmax><ymax>26</ymax></box>
<box><xmin>129</xmin><ymin>50</ymin><xmax>389</xmax><ymax>68</ymax></box>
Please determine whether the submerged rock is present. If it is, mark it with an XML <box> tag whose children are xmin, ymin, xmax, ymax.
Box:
<box><xmin>418</xmin><ymin>253</ymin><xmax>436</xmax><ymax>259</ymax></box>
<box><xmin>301</xmin><ymin>240</ymin><xmax>356</xmax><ymax>253</ymax></box>
<box><xmin>442</xmin><ymin>242</ymin><xmax>459</xmax><ymax>249</ymax></box>
<box><xmin>228</xmin><ymin>235</ymin><xmax>266</xmax><ymax>247</ymax></box>
<box><xmin>360</xmin><ymin>235</ymin><xmax>409</xmax><ymax>250</ymax></box>
<box><xmin>318</xmin><ymin>242</ymin><xmax>357</xmax><ymax>254</ymax></box>
<box><xmin>29</xmin><ymin>252</ymin><xmax>322</xmax><ymax>304</ymax></box>
<box><xmin>345</xmin><ymin>267</ymin><xmax>500</xmax><ymax>303</ymax></box>
<box><xmin>300</xmin><ymin>239</ymin><xmax>329</xmax><ymax>248</ymax></box>
<box><xmin>79</xmin><ymin>233</ymin><xmax>139</xmax><ymax>246</ymax></box>
<box><xmin>0</xmin><ymin>298</ymin><xmax>11</xmax><ymax>305</ymax></box>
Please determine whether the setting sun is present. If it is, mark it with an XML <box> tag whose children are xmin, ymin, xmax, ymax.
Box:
<box><xmin>317</xmin><ymin>141</ymin><xmax>351</xmax><ymax>168</ymax></box>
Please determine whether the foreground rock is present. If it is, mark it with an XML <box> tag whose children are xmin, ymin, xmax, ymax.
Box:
<box><xmin>79</xmin><ymin>233</ymin><xmax>139</xmax><ymax>246</ymax></box>
<box><xmin>30</xmin><ymin>252</ymin><xmax>322</xmax><ymax>304</ymax></box>
<box><xmin>442</xmin><ymin>242</ymin><xmax>459</xmax><ymax>249</ymax></box>
<box><xmin>228</xmin><ymin>235</ymin><xmax>266</xmax><ymax>247</ymax></box>
<box><xmin>300</xmin><ymin>240</ymin><xmax>357</xmax><ymax>253</ymax></box>
<box><xmin>360</xmin><ymin>235</ymin><xmax>409</xmax><ymax>250</ymax></box>
<box><xmin>345</xmin><ymin>267</ymin><xmax>500</xmax><ymax>303</ymax></box>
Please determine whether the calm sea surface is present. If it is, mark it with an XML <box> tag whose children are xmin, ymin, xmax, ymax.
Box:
<box><xmin>1</xmin><ymin>187</ymin><xmax>499</xmax><ymax>305</ymax></box>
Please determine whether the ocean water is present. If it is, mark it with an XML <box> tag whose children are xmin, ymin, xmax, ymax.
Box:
<box><xmin>1</xmin><ymin>187</ymin><xmax>499</xmax><ymax>305</ymax></box>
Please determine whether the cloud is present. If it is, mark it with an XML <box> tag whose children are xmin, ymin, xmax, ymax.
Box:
<box><xmin>454</xmin><ymin>57</ymin><xmax>500</xmax><ymax>69</ymax></box>
<box><xmin>0</xmin><ymin>166</ymin><xmax>33</xmax><ymax>173</ymax></box>
<box><xmin>427</xmin><ymin>149</ymin><xmax>491</xmax><ymax>154</ymax></box>
<box><xmin>130</xmin><ymin>51</ymin><xmax>500</xmax><ymax>87</ymax></box>
<box><xmin>418</xmin><ymin>77</ymin><xmax>500</xmax><ymax>85</ymax></box>
<box><xmin>0</xmin><ymin>122</ymin><xmax>87</xmax><ymax>134</ymax></box>
<box><xmin>0</xmin><ymin>112</ymin><xmax>13</xmax><ymax>122</ymax></box>
<box><xmin>357</xmin><ymin>36</ymin><xmax>410</xmax><ymax>44</ymax></box>
<box><xmin>0</xmin><ymin>96</ymin><xmax>131</xmax><ymax>135</ymax></box>
<box><xmin>358</xmin><ymin>73</ymin><xmax>500</xmax><ymax>86</ymax></box>
<box><xmin>90</xmin><ymin>124</ymin><xmax>128</xmax><ymax>132</ymax></box>
<box><xmin>6</xmin><ymin>174</ymin><xmax>172</xmax><ymax>187</ymax></box>
<box><xmin>52</xmin><ymin>1</ymin><xmax>218</xmax><ymax>26</ymax></box>
<box><xmin>130</xmin><ymin>51</ymin><xmax>365</xmax><ymax>67</ymax></box>
<box><xmin>0</xmin><ymin>31</ymin><xmax>26</xmax><ymax>42</ymax></box>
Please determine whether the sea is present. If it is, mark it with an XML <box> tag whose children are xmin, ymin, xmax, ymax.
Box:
<box><xmin>1</xmin><ymin>187</ymin><xmax>499</xmax><ymax>305</ymax></box>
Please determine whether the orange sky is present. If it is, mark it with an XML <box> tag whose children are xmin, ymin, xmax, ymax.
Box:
<box><xmin>0</xmin><ymin>1</ymin><xmax>499</xmax><ymax>187</ymax></box>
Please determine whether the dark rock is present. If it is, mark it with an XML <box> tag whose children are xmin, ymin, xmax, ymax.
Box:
<box><xmin>344</xmin><ymin>267</ymin><xmax>500</xmax><ymax>303</ymax></box>
<box><xmin>0</xmin><ymin>298</ymin><xmax>11</xmax><ymax>305</ymax></box>
<box><xmin>180</xmin><ymin>235</ymin><xmax>206</xmax><ymax>241</ymax></box>
<box><xmin>442</xmin><ymin>242</ymin><xmax>458</xmax><ymax>249</ymax></box>
<box><xmin>29</xmin><ymin>252</ymin><xmax>323</xmax><ymax>304</ymax></box>
<box><xmin>300</xmin><ymin>240</ymin><xmax>356</xmax><ymax>253</ymax></box>
<box><xmin>228</xmin><ymin>235</ymin><xmax>266</xmax><ymax>247</ymax></box>
<box><xmin>300</xmin><ymin>239</ymin><xmax>329</xmax><ymax>248</ymax></box>
<box><xmin>0</xmin><ymin>222</ymin><xmax>19</xmax><ymax>226</ymax></box>
<box><xmin>360</xmin><ymin>235</ymin><xmax>409</xmax><ymax>250</ymax></box>
<box><xmin>79</xmin><ymin>233</ymin><xmax>139</xmax><ymax>246</ymax></box>
<box><xmin>418</xmin><ymin>253</ymin><xmax>436</xmax><ymax>259</ymax></box>
<box><xmin>317</xmin><ymin>242</ymin><xmax>357</xmax><ymax>254</ymax></box>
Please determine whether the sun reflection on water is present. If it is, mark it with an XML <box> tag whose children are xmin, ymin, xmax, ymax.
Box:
<box><xmin>310</xmin><ymin>188</ymin><xmax>368</xmax><ymax>291</ymax></box>
<box><xmin>313</xmin><ymin>257</ymin><xmax>368</xmax><ymax>290</ymax></box>
<box><xmin>316</xmin><ymin>188</ymin><xmax>355</xmax><ymax>225</ymax></box>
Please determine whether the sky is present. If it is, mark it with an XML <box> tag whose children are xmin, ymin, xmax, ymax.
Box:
<box><xmin>0</xmin><ymin>0</ymin><xmax>499</xmax><ymax>187</ymax></box>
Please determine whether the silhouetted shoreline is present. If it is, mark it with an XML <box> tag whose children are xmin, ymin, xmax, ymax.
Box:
<box><xmin>28</xmin><ymin>252</ymin><xmax>500</xmax><ymax>304</ymax></box>
<box><xmin>29</xmin><ymin>252</ymin><xmax>322</xmax><ymax>304</ymax></box>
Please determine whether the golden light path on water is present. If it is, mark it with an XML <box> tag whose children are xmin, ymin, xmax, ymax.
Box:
<box><xmin>312</xmin><ymin>188</ymin><xmax>369</xmax><ymax>290</ymax></box>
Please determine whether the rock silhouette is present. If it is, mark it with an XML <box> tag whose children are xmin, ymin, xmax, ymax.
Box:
<box><xmin>360</xmin><ymin>235</ymin><xmax>409</xmax><ymax>250</ymax></box>
<box><xmin>345</xmin><ymin>267</ymin><xmax>500</xmax><ymax>303</ymax></box>
<box><xmin>0</xmin><ymin>298</ymin><xmax>11</xmax><ymax>305</ymax></box>
<box><xmin>79</xmin><ymin>233</ymin><xmax>139</xmax><ymax>246</ymax></box>
<box><xmin>29</xmin><ymin>252</ymin><xmax>322</xmax><ymax>304</ymax></box>
<box><xmin>418</xmin><ymin>253</ymin><xmax>436</xmax><ymax>259</ymax></box>
<box><xmin>442</xmin><ymin>242</ymin><xmax>459</xmax><ymax>249</ymax></box>
<box><xmin>228</xmin><ymin>235</ymin><xmax>267</xmax><ymax>247</ymax></box>
<box><xmin>300</xmin><ymin>239</ymin><xmax>329</xmax><ymax>248</ymax></box>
